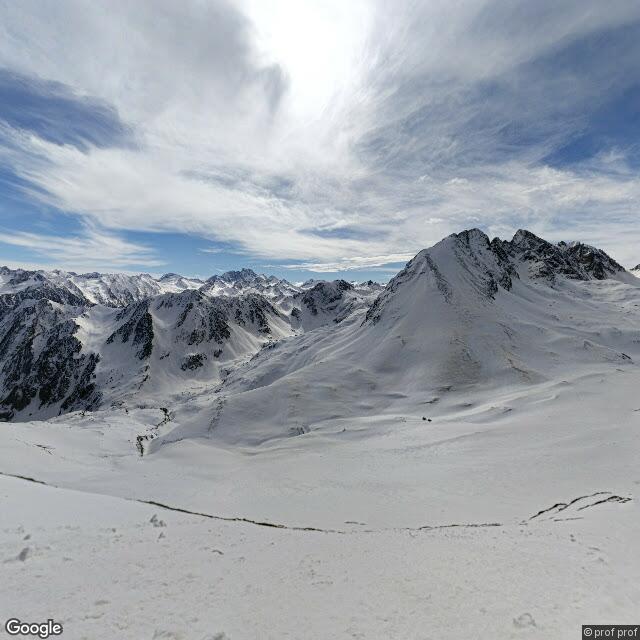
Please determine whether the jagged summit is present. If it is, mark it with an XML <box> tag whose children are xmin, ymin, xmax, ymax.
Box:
<box><xmin>365</xmin><ymin>228</ymin><xmax>629</xmax><ymax>326</ymax></box>
<box><xmin>505</xmin><ymin>229</ymin><xmax>624</xmax><ymax>281</ymax></box>
<box><xmin>206</xmin><ymin>268</ymin><xmax>259</xmax><ymax>284</ymax></box>
<box><xmin>289</xmin><ymin>279</ymin><xmax>375</xmax><ymax>330</ymax></box>
<box><xmin>199</xmin><ymin>268</ymin><xmax>303</xmax><ymax>305</ymax></box>
<box><xmin>365</xmin><ymin>229</ymin><xmax>509</xmax><ymax>324</ymax></box>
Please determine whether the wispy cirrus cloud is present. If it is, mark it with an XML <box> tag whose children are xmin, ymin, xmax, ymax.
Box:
<box><xmin>275</xmin><ymin>253</ymin><xmax>417</xmax><ymax>273</ymax></box>
<box><xmin>0</xmin><ymin>222</ymin><xmax>163</xmax><ymax>270</ymax></box>
<box><xmin>1</xmin><ymin>0</ymin><xmax>640</xmax><ymax>275</ymax></box>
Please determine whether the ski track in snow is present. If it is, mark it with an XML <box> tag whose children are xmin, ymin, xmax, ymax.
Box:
<box><xmin>1</xmin><ymin>473</ymin><xmax>638</xmax><ymax>640</ymax></box>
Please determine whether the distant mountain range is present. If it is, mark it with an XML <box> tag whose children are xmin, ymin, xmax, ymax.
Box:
<box><xmin>0</xmin><ymin>264</ymin><xmax>381</xmax><ymax>420</ymax></box>
<box><xmin>1</xmin><ymin>230</ymin><xmax>639</xmax><ymax>437</ymax></box>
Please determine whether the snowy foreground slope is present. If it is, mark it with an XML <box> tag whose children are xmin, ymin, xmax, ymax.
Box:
<box><xmin>1</xmin><ymin>229</ymin><xmax>640</xmax><ymax>639</ymax></box>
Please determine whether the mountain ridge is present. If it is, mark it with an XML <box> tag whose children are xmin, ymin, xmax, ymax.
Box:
<box><xmin>0</xmin><ymin>262</ymin><xmax>381</xmax><ymax>419</ymax></box>
<box><xmin>169</xmin><ymin>228</ymin><xmax>639</xmax><ymax>446</ymax></box>
<box><xmin>0</xmin><ymin>228</ymin><xmax>637</xmax><ymax>428</ymax></box>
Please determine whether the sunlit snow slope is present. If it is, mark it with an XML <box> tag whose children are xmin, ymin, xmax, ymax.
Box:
<box><xmin>1</xmin><ymin>229</ymin><xmax>639</xmax><ymax>639</ymax></box>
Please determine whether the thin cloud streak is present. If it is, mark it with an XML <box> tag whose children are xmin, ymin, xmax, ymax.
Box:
<box><xmin>0</xmin><ymin>223</ymin><xmax>164</xmax><ymax>270</ymax></box>
<box><xmin>276</xmin><ymin>253</ymin><xmax>418</xmax><ymax>273</ymax></box>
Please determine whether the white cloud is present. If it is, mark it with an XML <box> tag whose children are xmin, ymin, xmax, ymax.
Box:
<box><xmin>0</xmin><ymin>222</ymin><xmax>163</xmax><ymax>270</ymax></box>
<box><xmin>198</xmin><ymin>247</ymin><xmax>225</xmax><ymax>255</ymax></box>
<box><xmin>275</xmin><ymin>253</ymin><xmax>417</xmax><ymax>273</ymax></box>
<box><xmin>1</xmin><ymin>0</ymin><xmax>640</xmax><ymax>270</ymax></box>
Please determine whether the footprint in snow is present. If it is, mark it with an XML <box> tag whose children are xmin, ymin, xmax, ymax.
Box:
<box><xmin>150</xmin><ymin>514</ymin><xmax>167</xmax><ymax>527</ymax></box>
<box><xmin>4</xmin><ymin>546</ymin><xmax>30</xmax><ymax>563</ymax></box>
<box><xmin>513</xmin><ymin>613</ymin><xmax>536</xmax><ymax>629</ymax></box>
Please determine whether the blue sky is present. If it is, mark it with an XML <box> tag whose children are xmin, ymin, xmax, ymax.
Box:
<box><xmin>1</xmin><ymin>1</ymin><xmax>639</xmax><ymax>281</ymax></box>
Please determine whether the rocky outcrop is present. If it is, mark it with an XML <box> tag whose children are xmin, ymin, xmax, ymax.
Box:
<box><xmin>0</xmin><ymin>297</ymin><xmax>100</xmax><ymax>419</ymax></box>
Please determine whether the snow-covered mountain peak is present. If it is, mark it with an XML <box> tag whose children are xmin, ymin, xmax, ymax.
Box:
<box><xmin>290</xmin><ymin>279</ymin><xmax>369</xmax><ymax>330</ymax></box>
<box><xmin>448</xmin><ymin>227</ymin><xmax>492</xmax><ymax>247</ymax></box>
<box><xmin>199</xmin><ymin>268</ymin><xmax>301</xmax><ymax>306</ymax></box>
<box><xmin>221</xmin><ymin>268</ymin><xmax>258</xmax><ymax>283</ymax></box>
<box><xmin>0</xmin><ymin>266</ymin><xmax>205</xmax><ymax>307</ymax></box>
<box><xmin>505</xmin><ymin>229</ymin><xmax>625</xmax><ymax>281</ymax></box>
<box><xmin>365</xmin><ymin>228</ymin><xmax>632</xmax><ymax>328</ymax></box>
<box><xmin>365</xmin><ymin>228</ymin><xmax>516</xmax><ymax>325</ymax></box>
<box><xmin>205</xmin><ymin>268</ymin><xmax>265</xmax><ymax>288</ymax></box>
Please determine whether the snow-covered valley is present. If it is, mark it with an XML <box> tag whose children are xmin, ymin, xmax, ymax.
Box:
<box><xmin>1</xmin><ymin>229</ymin><xmax>639</xmax><ymax>639</ymax></box>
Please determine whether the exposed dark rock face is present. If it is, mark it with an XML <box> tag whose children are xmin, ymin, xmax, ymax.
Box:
<box><xmin>233</xmin><ymin>294</ymin><xmax>275</xmax><ymax>335</ymax></box>
<box><xmin>0</xmin><ymin>282</ymin><xmax>89</xmax><ymax>315</ymax></box>
<box><xmin>0</xmin><ymin>296</ymin><xmax>100</xmax><ymax>419</ymax></box>
<box><xmin>106</xmin><ymin>300</ymin><xmax>154</xmax><ymax>360</ymax></box>
<box><xmin>505</xmin><ymin>230</ymin><xmax>624</xmax><ymax>281</ymax></box>
<box><xmin>295</xmin><ymin>280</ymin><xmax>356</xmax><ymax>321</ymax></box>
<box><xmin>181</xmin><ymin>353</ymin><xmax>207</xmax><ymax>371</ymax></box>
<box><xmin>562</xmin><ymin>242</ymin><xmax>624</xmax><ymax>280</ymax></box>
<box><xmin>167</xmin><ymin>290</ymin><xmax>277</xmax><ymax>346</ymax></box>
<box><xmin>206</xmin><ymin>268</ymin><xmax>258</xmax><ymax>285</ymax></box>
